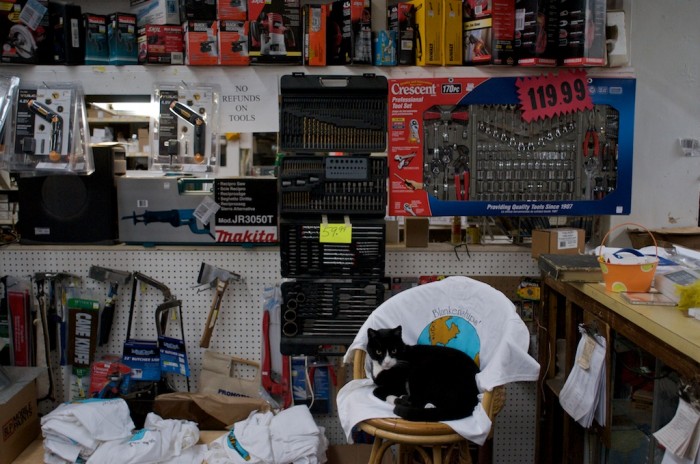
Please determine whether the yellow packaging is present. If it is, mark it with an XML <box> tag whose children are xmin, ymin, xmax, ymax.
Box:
<box><xmin>442</xmin><ymin>0</ymin><xmax>462</xmax><ymax>65</ymax></box>
<box><xmin>410</xmin><ymin>0</ymin><xmax>442</xmax><ymax>65</ymax></box>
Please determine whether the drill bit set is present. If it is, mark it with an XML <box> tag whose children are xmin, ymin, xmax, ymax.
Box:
<box><xmin>278</xmin><ymin>74</ymin><xmax>389</xmax><ymax>355</ymax></box>
<box><xmin>278</xmin><ymin>73</ymin><xmax>388</xmax><ymax>153</ymax></box>
<box><xmin>279</xmin><ymin>280</ymin><xmax>385</xmax><ymax>354</ymax></box>
<box><xmin>278</xmin><ymin>155</ymin><xmax>387</xmax><ymax>217</ymax></box>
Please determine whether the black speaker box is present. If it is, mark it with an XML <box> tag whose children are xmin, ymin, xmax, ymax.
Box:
<box><xmin>18</xmin><ymin>147</ymin><xmax>118</xmax><ymax>244</ymax></box>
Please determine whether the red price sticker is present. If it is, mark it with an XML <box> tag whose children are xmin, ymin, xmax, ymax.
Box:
<box><xmin>516</xmin><ymin>70</ymin><xmax>593</xmax><ymax>123</ymax></box>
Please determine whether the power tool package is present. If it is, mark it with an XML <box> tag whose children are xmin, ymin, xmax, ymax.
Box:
<box><xmin>1</xmin><ymin>80</ymin><xmax>94</xmax><ymax>175</ymax></box>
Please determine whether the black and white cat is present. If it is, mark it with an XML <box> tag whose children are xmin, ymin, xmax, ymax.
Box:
<box><xmin>366</xmin><ymin>325</ymin><xmax>480</xmax><ymax>422</ymax></box>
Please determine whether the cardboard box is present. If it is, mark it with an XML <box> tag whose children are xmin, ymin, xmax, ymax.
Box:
<box><xmin>373</xmin><ymin>29</ymin><xmax>396</xmax><ymax>66</ymax></box>
<box><xmin>138</xmin><ymin>24</ymin><xmax>184</xmax><ymax>64</ymax></box>
<box><xmin>0</xmin><ymin>0</ymin><xmax>51</xmax><ymax>64</ymax></box>
<box><xmin>117</xmin><ymin>176</ymin><xmax>218</xmax><ymax>245</ymax></box>
<box><xmin>531</xmin><ymin>228</ymin><xmax>585</xmax><ymax>259</ymax></box>
<box><xmin>303</xmin><ymin>4</ymin><xmax>326</xmax><ymax>66</ymax></box>
<box><xmin>182</xmin><ymin>0</ymin><xmax>217</xmax><ymax>20</ymax></box>
<box><xmin>410</xmin><ymin>0</ymin><xmax>441</xmax><ymax>65</ymax></box>
<box><xmin>350</xmin><ymin>0</ymin><xmax>372</xmax><ymax>64</ymax></box>
<box><xmin>213</xmin><ymin>177</ymin><xmax>278</xmax><ymax>244</ymax></box>
<box><xmin>405</xmin><ymin>217</ymin><xmax>430</xmax><ymax>247</ymax></box>
<box><xmin>108</xmin><ymin>13</ymin><xmax>138</xmax><ymax>64</ymax></box>
<box><xmin>132</xmin><ymin>0</ymin><xmax>181</xmax><ymax>27</ymax></box>
<box><xmin>184</xmin><ymin>20</ymin><xmax>219</xmax><ymax>65</ymax></box>
<box><xmin>248</xmin><ymin>0</ymin><xmax>302</xmax><ymax>64</ymax></box>
<box><xmin>325</xmin><ymin>0</ymin><xmax>351</xmax><ymax>65</ymax></box>
<box><xmin>0</xmin><ymin>367</ymin><xmax>42</xmax><ymax>464</ymax></box>
<box><xmin>217</xmin><ymin>0</ymin><xmax>247</xmax><ymax>21</ymax></box>
<box><xmin>218</xmin><ymin>20</ymin><xmax>249</xmax><ymax>65</ymax></box>
<box><xmin>559</xmin><ymin>0</ymin><xmax>606</xmax><ymax>67</ymax></box>
<box><xmin>49</xmin><ymin>2</ymin><xmax>84</xmax><ymax>64</ymax></box>
<box><xmin>83</xmin><ymin>14</ymin><xmax>108</xmax><ymax>64</ymax></box>
<box><xmin>442</xmin><ymin>0</ymin><xmax>462</xmax><ymax>65</ymax></box>
<box><xmin>387</xmin><ymin>1</ymin><xmax>415</xmax><ymax>65</ymax></box>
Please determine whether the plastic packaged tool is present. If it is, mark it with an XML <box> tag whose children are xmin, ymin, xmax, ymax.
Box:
<box><xmin>150</xmin><ymin>82</ymin><xmax>220</xmax><ymax>174</ymax></box>
<box><xmin>2</xmin><ymin>81</ymin><xmax>94</xmax><ymax>174</ymax></box>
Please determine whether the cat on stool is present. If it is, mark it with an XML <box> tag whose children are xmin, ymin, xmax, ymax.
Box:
<box><xmin>367</xmin><ymin>325</ymin><xmax>480</xmax><ymax>422</ymax></box>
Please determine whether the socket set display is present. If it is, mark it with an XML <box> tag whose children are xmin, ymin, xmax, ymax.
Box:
<box><xmin>278</xmin><ymin>73</ymin><xmax>388</xmax><ymax>153</ymax></box>
<box><xmin>280</xmin><ymin>280</ymin><xmax>385</xmax><ymax>354</ymax></box>
<box><xmin>420</xmin><ymin>104</ymin><xmax>620</xmax><ymax>203</ymax></box>
<box><xmin>280</xmin><ymin>220</ymin><xmax>385</xmax><ymax>279</ymax></box>
<box><xmin>387</xmin><ymin>76</ymin><xmax>635</xmax><ymax>217</ymax></box>
<box><xmin>278</xmin><ymin>155</ymin><xmax>387</xmax><ymax>217</ymax></box>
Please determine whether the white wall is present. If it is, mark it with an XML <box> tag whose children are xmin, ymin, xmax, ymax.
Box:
<box><xmin>613</xmin><ymin>0</ymin><xmax>700</xmax><ymax>234</ymax></box>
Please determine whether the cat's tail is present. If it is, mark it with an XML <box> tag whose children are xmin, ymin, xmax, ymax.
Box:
<box><xmin>393</xmin><ymin>403</ymin><xmax>472</xmax><ymax>422</ymax></box>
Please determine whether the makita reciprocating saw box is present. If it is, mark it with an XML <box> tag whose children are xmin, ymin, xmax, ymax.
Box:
<box><xmin>117</xmin><ymin>175</ymin><xmax>218</xmax><ymax>245</ymax></box>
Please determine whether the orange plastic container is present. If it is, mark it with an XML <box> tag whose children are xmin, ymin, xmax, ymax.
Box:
<box><xmin>598</xmin><ymin>223</ymin><xmax>658</xmax><ymax>293</ymax></box>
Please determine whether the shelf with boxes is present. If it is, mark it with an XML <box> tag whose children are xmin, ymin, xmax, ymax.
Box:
<box><xmin>1</xmin><ymin>0</ymin><xmax>630</xmax><ymax>69</ymax></box>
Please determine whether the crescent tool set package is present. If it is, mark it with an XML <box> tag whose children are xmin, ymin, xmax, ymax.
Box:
<box><xmin>2</xmin><ymin>80</ymin><xmax>94</xmax><ymax>175</ymax></box>
<box><xmin>150</xmin><ymin>82</ymin><xmax>220</xmax><ymax>174</ymax></box>
<box><xmin>387</xmin><ymin>75</ymin><xmax>635</xmax><ymax>217</ymax></box>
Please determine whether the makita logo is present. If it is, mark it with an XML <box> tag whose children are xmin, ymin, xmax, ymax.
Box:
<box><xmin>391</xmin><ymin>83</ymin><xmax>437</xmax><ymax>96</ymax></box>
<box><xmin>441</xmin><ymin>83</ymin><xmax>462</xmax><ymax>94</ymax></box>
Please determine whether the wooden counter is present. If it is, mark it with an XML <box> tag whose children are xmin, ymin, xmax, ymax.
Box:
<box><xmin>535</xmin><ymin>277</ymin><xmax>700</xmax><ymax>464</ymax></box>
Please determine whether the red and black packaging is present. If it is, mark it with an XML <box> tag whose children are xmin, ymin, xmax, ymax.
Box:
<box><xmin>184</xmin><ymin>19</ymin><xmax>219</xmax><ymax>65</ymax></box>
<box><xmin>513</xmin><ymin>0</ymin><xmax>558</xmax><ymax>66</ymax></box>
<box><xmin>218</xmin><ymin>20</ymin><xmax>250</xmax><ymax>65</ymax></box>
<box><xmin>182</xmin><ymin>0</ymin><xmax>217</xmax><ymax>20</ymax></box>
<box><xmin>138</xmin><ymin>24</ymin><xmax>184</xmax><ymax>64</ymax></box>
<box><xmin>558</xmin><ymin>0</ymin><xmax>606</xmax><ymax>66</ymax></box>
<box><xmin>387</xmin><ymin>1</ymin><xmax>415</xmax><ymax>66</ymax></box>
<box><xmin>248</xmin><ymin>0</ymin><xmax>302</xmax><ymax>64</ymax></box>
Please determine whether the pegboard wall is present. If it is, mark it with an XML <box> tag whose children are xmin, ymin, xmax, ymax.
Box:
<box><xmin>1</xmin><ymin>246</ymin><xmax>540</xmax><ymax>462</ymax></box>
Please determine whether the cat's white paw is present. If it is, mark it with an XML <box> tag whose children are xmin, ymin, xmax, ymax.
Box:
<box><xmin>425</xmin><ymin>403</ymin><xmax>436</xmax><ymax>409</ymax></box>
<box><xmin>386</xmin><ymin>395</ymin><xmax>397</xmax><ymax>405</ymax></box>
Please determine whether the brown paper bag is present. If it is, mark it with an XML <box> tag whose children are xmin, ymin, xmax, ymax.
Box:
<box><xmin>198</xmin><ymin>350</ymin><xmax>262</xmax><ymax>398</ymax></box>
<box><xmin>154</xmin><ymin>392</ymin><xmax>270</xmax><ymax>429</ymax></box>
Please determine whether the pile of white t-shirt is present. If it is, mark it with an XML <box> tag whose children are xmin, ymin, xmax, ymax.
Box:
<box><xmin>87</xmin><ymin>412</ymin><xmax>205</xmax><ymax>464</ymax></box>
<box><xmin>41</xmin><ymin>398</ymin><xmax>135</xmax><ymax>463</ymax></box>
<box><xmin>41</xmin><ymin>399</ymin><xmax>205</xmax><ymax>464</ymax></box>
<box><xmin>205</xmin><ymin>405</ymin><xmax>328</xmax><ymax>464</ymax></box>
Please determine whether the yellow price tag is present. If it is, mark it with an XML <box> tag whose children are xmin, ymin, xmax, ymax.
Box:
<box><xmin>319</xmin><ymin>223</ymin><xmax>352</xmax><ymax>243</ymax></box>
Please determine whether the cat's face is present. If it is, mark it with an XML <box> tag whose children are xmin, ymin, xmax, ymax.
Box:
<box><xmin>367</xmin><ymin>326</ymin><xmax>405</xmax><ymax>371</ymax></box>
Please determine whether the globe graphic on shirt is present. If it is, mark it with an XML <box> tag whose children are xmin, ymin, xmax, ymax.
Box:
<box><xmin>416</xmin><ymin>316</ymin><xmax>481</xmax><ymax>366</ymax></box>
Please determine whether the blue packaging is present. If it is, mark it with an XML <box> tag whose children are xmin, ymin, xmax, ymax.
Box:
<box><xmin>122</xmin><ymin>339</ymin><xmax>161</xmax><ymax>381</ymax></box>
<box><xmin>374</xmin><ymin>30</ymin><xmax>397</xmax><ymax>66</ymax></box>
<box><xmin>108</xmin><ymin>12</ymin><xmax>138</xmax><ymax>64</ymax></box>
<box><xmin>84</xmin><ymin>14</ymin><xmax>109</xmax><ymax>64</ymax></box>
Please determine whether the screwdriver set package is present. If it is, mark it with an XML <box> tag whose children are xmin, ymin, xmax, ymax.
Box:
<box><xmin>387</xmin><ymin>75</ymin><xmax>636</xmax><ymax>217</ymax></box>
<box><xmin>3</xmin><ymin>81</ymin><xmax>95</xmax><ymax>174</ymax></box>
<box><xmin>278</xmin><ymin>155</ymin><xmax>387</xmax><ymax>217</ymax></box>
<box><xmin>280</xmin><ymin>219</ymin><xmax>386</xmax><ymax>279</ymax></box>
<box><xmin>280</xmin><ymin>279</ymin><xmax>385</xmax><ymax>354</ymax></box>
<box><xmin>279</xmin><ymin>73</ymin><xmax>388</xmax><ymax>153</ymax></box>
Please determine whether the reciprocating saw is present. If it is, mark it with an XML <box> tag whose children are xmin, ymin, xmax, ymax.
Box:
<box><xmin>122</xmin><ymin>209</ymin><xmax>214</xmax><ymax>238</ymax></box>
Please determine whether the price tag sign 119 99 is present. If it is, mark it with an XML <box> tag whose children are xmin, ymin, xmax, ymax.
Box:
<box><xmin>516</xmin><ymin>70</ymin><xmax>593</xmax><ymax>123</ymax></box>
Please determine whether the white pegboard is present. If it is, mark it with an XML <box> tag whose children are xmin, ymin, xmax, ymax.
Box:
<box><xmin>1</xmin><ymin>246</ymin><xmax>539</xmax><ymax>463</ymax></box>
